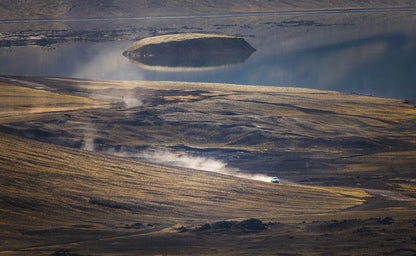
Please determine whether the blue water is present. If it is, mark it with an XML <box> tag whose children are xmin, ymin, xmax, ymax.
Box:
<box><xmin>1</xmin><ymin>18</ymin><xmax>415</xmax><ymax>100</ymax></box>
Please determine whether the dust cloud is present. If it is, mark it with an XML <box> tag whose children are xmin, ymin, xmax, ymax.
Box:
<box><xmin>139</xmin><ymin>150</ymin><xmax>273</xmax><ymax>182</ymax></box>
<box><xmin>81</xmin><ymin>124</ymin><xmax>96</xmax><ymax>151</ymax></box>
<box><xmin>122</xmin><ymin>96</ymin><xmax>143</xmax><ymax>108</ymax></box>
<box><xmin>98</xmin><ymin>146</ymin><xmax>272</xmax><ymax>182</ymax></box>
<box><xmin>80</xmin><ymin>122</ymin><xmax>272</xmax><ymax>182</ymax></box>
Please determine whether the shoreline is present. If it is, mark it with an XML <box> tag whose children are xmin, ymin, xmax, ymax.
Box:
<box><xmin>1</xmin><ymin>6</ymin><xmax>416</xmax><ymax>24</ymax></box>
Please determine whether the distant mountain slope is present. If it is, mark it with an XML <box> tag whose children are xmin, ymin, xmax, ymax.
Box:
<box><xmin>0</xmin><ymin>0</ymin><xmax>72</xmax><ymax>20</ymax></box>
<box><xmin>1</xmin><ymin>0</ymin><xmax>415</xmax><ymax>20</ymax></box>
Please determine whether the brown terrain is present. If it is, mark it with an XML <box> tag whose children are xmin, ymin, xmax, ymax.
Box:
<box><xmin>1</xmin><ymin>75</ymin><xmax>416</xmax><ymax>255</ymax></box>
<box><xmin>1</xmin><ymin>0</ymin><xmax>415</xmax><ymax>20</ymax></box>
<box><xmin>1</xmin><ymin>1</ymin><xmax>416</xmax><ymax>255</ymax></box>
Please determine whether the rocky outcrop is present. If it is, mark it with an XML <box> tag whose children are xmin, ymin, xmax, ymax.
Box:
<box><xmin>123</xmin><ymin>33</ymin><xmax>255</xmax><ymax>70</ymax></box>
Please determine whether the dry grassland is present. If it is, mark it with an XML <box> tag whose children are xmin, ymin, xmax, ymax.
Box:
<box><xmin>1</xmin><ymin>76</ymin><xmax>416</xmax><ymax>255</ymax></box>
<box><xmin>0</xmin><ymin>80</ymin><xmax>108</xmax><ymax>124</ymax></box>
<box><xmin>0</xmin><ymin>131</ymin><xmax>369</xmax><ymax>255</ymax></box>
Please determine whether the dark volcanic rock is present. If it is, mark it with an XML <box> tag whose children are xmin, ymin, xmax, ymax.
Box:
<box><xmin>193</xmin><ymin>219</ymin><xmax>267</xmax><ymax>233</ymax></box>
<box><xmin>123</xmin><ymin>33</ymin><xmax>255</xmax><ymax>70</ymax></box>
<box><xmin>238</xmin><ymin>218</ymin><xmax>266</xmax><ymax>232</ymax></box>
<box><xmin>50</xmin><ymin>249</ymin><xmax>84</xmax><ymax>256</ymax></box>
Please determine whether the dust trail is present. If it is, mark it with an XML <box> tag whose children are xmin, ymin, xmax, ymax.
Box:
<box><xmin>105</xmin><ymin>148</ymin><xmax>272</xmax><ymax>182</ymax></box>
<box><xmin>122</xmin><ymin>96</ymin><xmax>142</xmax><ymax>108</ymax></box>
<box><xmin>140</xmin><ymin>150</ymin><xmax>273</xmax><ymax>182</ymax></box>
<box><xmin>81</xmin><ymin>124</ymin><xmax>96</xmax><ymax>151</ymax></box>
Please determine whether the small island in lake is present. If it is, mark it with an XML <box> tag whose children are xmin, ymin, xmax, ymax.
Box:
<box><xmin>123</xmin><ymin>33</ymin><xmax>256</xmax><ymax>71</ymax></box>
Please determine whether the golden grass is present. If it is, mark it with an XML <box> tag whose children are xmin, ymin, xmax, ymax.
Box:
<box><xmin>0</xmin><ymin>131</ymin><xmax>366</xmax><ymax>226</ymax></box>
<box><xmin>1</xmin><ymin>76</ymin><xmax>416</xmax><ymax>255</ymax></box>
<box><xmin>0</xmin><ymin>131</ymin><xmax>378</xmax><ymax>253</ymax></box>
<box><xmin>0</xmin><ymin>82</ymin><xmax>107</xmax><ymax>123</ymax></box>
<box><xmin>315</xmin><ymin>186</ymin><xmax>373</xmax><ymax>198</ymax></box>
<box><xmin>127</xmin><ymin>33</ymin><xmax>237</xmax><ymax>52</ymax></box>
<box><xmin>396</xmin><ymin>183</ymin><xmax>416</xmax><ymax>192</ymax></box>
<box><xmin>45</xmin><ymin>77</ymin><xmax>416</xmax><ymax>125</ymax></box>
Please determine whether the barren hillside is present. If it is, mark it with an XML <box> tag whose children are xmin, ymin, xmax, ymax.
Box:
<box><xmin>1</xmin><ymin>76</ymin><xmax>416</xmax><ymax>255</ymax></box>
<box><xmin>1</xmin><ymin>0</ymin><xmax>415</xmax><ymax>20</ymax></box>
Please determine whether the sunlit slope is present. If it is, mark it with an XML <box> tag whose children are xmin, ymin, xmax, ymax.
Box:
<box><xmin>1</xmin><ymin>76</ymin><xmax>416</xmax><ymax>196</ymax></box>
<box><xmin>0</xmin><ymin>132</ymin><xmax>367</xmax><ymax>252</ymax></box>
<box><xmin>1</xmin><ymin>0</ymin><xmax>415</xmax><ymax>20</ymax></box>
<box><xmin>1</xmin><ymin>76</ymin><xmax>416</xmax><ymax>255</ymax></box>
<box><xmin>0</xmin><ymin>78</ymin><xmax>108</xmax><ymax>124</ymax></box>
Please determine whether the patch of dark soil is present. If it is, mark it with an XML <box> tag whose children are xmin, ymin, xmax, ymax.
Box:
<box><xmin>50</xmin><ymin>249</ymin><xmax>87</xmax><ymax>256</ymax></box>
<box><xmin>385</xmin><ymin>248</ymin><xmax>416</xmax><ymax>256</ymax></box>
<box><xmin>0</xmin><ymin>125</ymin><xmax>82</xmax><ymax>149</ymax></box>
<box><xmin>215</xmin><ymin>110</ymin><xmax>238</xmax><ymax>115</ymax></box>
<box><xmin>192</xmin><ymin>218</ymin><xmax>267</xmax><ymax>233</ymax></box>
<box><xmin>177</xmin><ymin>226</ymin><xmax>190</xmax><ymax>233</ymax></box>
<box><xmin>212</xmin><ymin>220</ymin><xmax>234</xmax><ymax>230</ymax></box>
<box><xmin>353</xmin><ymin>226</ymin><xmax>379</xmax><ymax>236</ymax></box>
<box><xmin>168</xmin><ymin>144</ymin><xmax>251</xmax><ymax>155</ymax></box>
<box><xmin>227</xmin><ymin>130</ymin><xmax>270</xmax><ymax>146</ymax></box>
<box><xmin>116</xmin><ymin>112</ymin><xmax>164</xmax><ymax>126</ymax></box>
<box><xmin>239</xmin><ymin>218</ymin><xmax>267</xmax><ymax>231</ymax></box>
<box><xmin>1</xmin><ymin>196</ymin><xmax>46</xmax><ymax>211</ymax></box>
<box><xmin>309</xmin><ymin>217</ymin><xmax>395</xmax><ymax>233</ymax></box>
<box><xmin>0</xmin><ymin>125</ymin><xmax>54</xmax><ymax>141</ymax></box>
<box><xmin>195</xmin><ymin>223</ymin><xmax>212</xmax><ymax>231</ymax></box>
<box><xmin>154</xmin><ymin>89</ymin><xmax>210</xmax><ymax>97</ymax></box>
<box><xmin>88</xmin><ymin>198</ymin><xmax>155</xmax><ymax>213</ymax></box>
<box><xmin>71</xmin><ymin>225</ymin><xmax>94</xmax><ymax>229</ymax></box>
<box><xmin>22</xmin><ymin>227</ymin><xmax>106</xmax><ymax>237</ymax></box>
<box><xmin>124</xmin><ymin>222</ymin><xmax>144</xmax><ymax>229</ymax></box>
<box><xmin>262</xmin><ymin>20</ymin><xmax>325</xmax><ymax>27</ymax></box>
<box><xmin>142</xmin><ymin>89</ymin><xmax>213</xmax><ymax>105</ymax></box>
<box><xmin>377</xmin><ymin>217</ymin><xmax>395</xmax><ymax>224</ymax></box>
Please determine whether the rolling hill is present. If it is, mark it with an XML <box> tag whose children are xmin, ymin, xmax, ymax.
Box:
<box><xmin>1</xmin><ymin>76</ymin><xmax>416</xmax><ymax>255</ymax></box>
<box><xmin>0</xmin><ymin>130</ymin><xmax>372</xmax><ymax>255</ymax></box>
<box><xmin>2</xmin><ymin>75</ymin><xmax>416</xmax><ymax>195</ymax></box>
<box><xmin>1</xmin><ymin>0</ymin><xmax>416</xmax><ymax>20</ymax></box>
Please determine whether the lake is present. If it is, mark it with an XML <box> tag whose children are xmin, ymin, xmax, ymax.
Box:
<box><xmin>1</xmin><ymin>10</ymin><xmax>415</xmax><ymax>100</ymax></box>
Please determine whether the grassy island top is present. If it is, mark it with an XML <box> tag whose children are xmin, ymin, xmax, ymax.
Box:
<box><xmin>126</xmin><ymin>33</ymin><xmax>238</xmax><ymax>51</ymax></box>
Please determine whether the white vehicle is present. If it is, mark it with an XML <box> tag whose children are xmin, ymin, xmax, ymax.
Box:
<box><xmin>271</xmin><ymin>177</ymin><xmax>280</xmax><ymax>183</ymax></box>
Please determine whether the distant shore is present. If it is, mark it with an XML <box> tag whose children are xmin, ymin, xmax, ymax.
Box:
<box><xmin>2</xmin><ymin>6</ymin><xmax>416</xmax><ymax>23</ymax></box>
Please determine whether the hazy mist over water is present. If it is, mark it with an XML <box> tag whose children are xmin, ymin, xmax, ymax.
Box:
<box><xmin>1</xmin><ymin>14</ymin><xmax>415</xmax><ymax>100</ymax></box>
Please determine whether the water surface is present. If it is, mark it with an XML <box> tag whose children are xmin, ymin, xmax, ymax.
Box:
<box><xmin>1</xmin><ymin>12</ymin><xmax>415</xmax><ymax>100</ymax></box>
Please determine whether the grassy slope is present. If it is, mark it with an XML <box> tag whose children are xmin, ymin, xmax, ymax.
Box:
<box><xmin>2</xmin><ymin>130</ymin><xmax>415</xmax><ymax>256</ymax></box>
<box><xmin>0</xmin><ymin>131</ymin><xmax>368</xmax><ymax>254</ymax></box>
<box><xmin>0</xmin><ymin>79</ymin><xmax>108</xmax><ymax>124</ymax></box>
<box><xmin>3</xmin><ymin>76</ymin><xmax>415</xmax><ymax>195</ymax></box>
<box><xmin>1</xmin><ymin>76</ymin><xmax>416</xmax><ymax>255</ymax></box>
<box><xmin>0</xmin><ymin>0</ymin><xmax>415</xmax><ymax>20</ymax></box>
